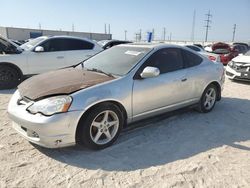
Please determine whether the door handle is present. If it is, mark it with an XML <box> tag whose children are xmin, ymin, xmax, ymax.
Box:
<box><xmin>181</xmin><ymin>78</ymin><xmax>187</xmax><ymax>82</ymax></box>
<box><xmin>56</xmin><ymin>56</ymin><xmax>64</xmax><ymax>59</ymax></box>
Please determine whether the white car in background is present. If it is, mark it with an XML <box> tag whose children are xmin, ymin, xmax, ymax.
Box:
<box><xmin>0</xmin><ymin>35</ymin><xmax>103</xmax><ymax>89</ymax></box>
<box><xmin>184</xmin><ymin>45</ymin><xmax>221</xmax><ymax>63</ymax></box>
<box><xmin>226</xmin><ymin>50</ymin><xmax>250</xmax><ymax>81</ymax></box>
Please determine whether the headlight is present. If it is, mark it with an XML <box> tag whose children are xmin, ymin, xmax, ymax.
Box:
<box><xmin>227</xmin><ymin>61</ymin><xmax>234</xmax><ymax>67</ymax></box>
<box><xmin>27</xmin><ymin>95</ymin><xmax>72</xmax><ymax>116</ymax></box>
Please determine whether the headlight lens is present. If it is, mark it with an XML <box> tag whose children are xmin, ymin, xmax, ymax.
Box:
<box><xmin>27</xmin><ymin>95</ymin><xmax>72</xmax><ymax>116</ymax></box>
<box><xmin>228</xmin><ymin>61</ymin><xmax>234</xmax><ymax>67</ymax></box>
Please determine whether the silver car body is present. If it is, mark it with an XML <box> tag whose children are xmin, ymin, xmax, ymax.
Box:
<box><xmin>8</xmin><ymin>44</ymin><xmax>225</xmax><ymax>148</ymax></box>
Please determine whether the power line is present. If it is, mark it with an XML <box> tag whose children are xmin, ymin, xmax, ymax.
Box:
<box><xmin>204</xmin><ymin>10</ymin><xmax>212</xmax><ymax>42</ymax></box>
<box><xmin>232</xmin><ymin>24</ymin><xmax>236</xmax><ymax>42</ymax></box>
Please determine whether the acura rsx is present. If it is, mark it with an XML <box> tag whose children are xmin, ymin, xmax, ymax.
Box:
<box><xmin>8</xmin><ymin>43</ymin><xmax>225</xmax><ymax>150</ymax></box>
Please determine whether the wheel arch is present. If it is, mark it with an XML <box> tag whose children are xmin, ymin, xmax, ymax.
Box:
<box><xmin>205</xmin><ymin>81</ymin><xmax>222</xmax><ymax>101</ymax></box>
<box><xmin>75</xmin><ymin>100</ymin><xmax>128</xmax><ymax>142</ymax></box>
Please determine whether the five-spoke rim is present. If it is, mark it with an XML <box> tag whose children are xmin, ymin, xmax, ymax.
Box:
<box><xmin>204</xmin><ymin>88</ymin><xmax>216</xmax><ymax>110</ymax></box>
<box><xmin>90</xmin><ymin>110</ymin><xmax>119</xmax><ymax>145</ymax></box>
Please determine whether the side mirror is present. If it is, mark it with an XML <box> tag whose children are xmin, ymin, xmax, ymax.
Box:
<box><xmin>34</xmin><ymin>46</ymin><xmax>44</xmax><ymax>52</ymax></box>
<box><xmin>140</xmin><ymin>66</ymin><xmax>160</xmax><ymax>79</ymax></box>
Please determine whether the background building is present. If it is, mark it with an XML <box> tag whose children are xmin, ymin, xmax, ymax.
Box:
<box><xmin>0</xmin><ymin>26</ymin><xmax>112</xmax><ymax>41</ymax></box>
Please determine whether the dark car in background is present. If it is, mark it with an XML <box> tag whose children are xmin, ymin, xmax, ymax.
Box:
<box><xmin>233</xmin><ymin>42</ymin><xmax>249</xmax><ymax>50</ymax></box>
<box><xmin>232</xmin><ymin>44</ymin><xmax>248</xmax><ymax>54</ymax></box>
<box><xmin>98</xmin><ymin>40</ymin><xmax>132</xmax><ymax>49</ymax></box>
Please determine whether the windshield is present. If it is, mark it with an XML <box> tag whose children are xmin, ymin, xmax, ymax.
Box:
<box><xmin>83</xmin><ymin>46</ymin><xmax>152</xmax><ymax>76</ymax></box>
<box><xmin>20</xmin><ymin>36</ymin><xmax>47</xmax><ymax>50</ymax></box>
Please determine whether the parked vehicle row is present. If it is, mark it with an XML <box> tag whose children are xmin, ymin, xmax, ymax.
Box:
<box><xmin>184</xmin><ymin>44</ymin><xmax>221</xmax><ymax>63</ymax></box>
<box><xmin>8</xmin><ymin>43</ymin><xmax>225</xmax><ymax>150</ymax></box>
<box><xmin>203</xmin><ymin>42</ymin><xmax>249</xmax><ymax>65</ymax></box>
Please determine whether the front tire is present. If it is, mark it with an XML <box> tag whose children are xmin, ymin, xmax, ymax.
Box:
<box><xmin>76</xmin><ymin>103</ymin><xmax>124</xmax><ymax>150</ymax></box>
<box><xmin>198</xmin><ymin>84</ymin><xmax>217</xmax><ymax>113</ymax></box>
<box><xmin>0</xmin><ymin>65</ymin><xmax>21</xmax><ymax>89</ymax></box>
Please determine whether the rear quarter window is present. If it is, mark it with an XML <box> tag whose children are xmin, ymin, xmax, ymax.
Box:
<box><xmin>64</xmin><ymin>39</ymin><xmax>94</xmax><ymax>50</ymax></box>
<box><xmin>182</xmin><ymin>49</ymin><xmax>203</xmax><ymax>68</ymax></box>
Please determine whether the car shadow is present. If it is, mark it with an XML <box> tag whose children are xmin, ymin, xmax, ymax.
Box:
<box><xmin>34</xmin><ymin>97</ymin><xmax>250</xmax><ymax>171</ymax></box>
<box><xmin>231</xmin><ymin>79</ymin><xmax>250</xmax><ymax>85</ymax></box>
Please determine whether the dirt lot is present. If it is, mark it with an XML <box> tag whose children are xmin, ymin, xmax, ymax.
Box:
<box><xmin>0</xmin><ymin>78</ymin><xmax>250</xmax><ymax>188</ymax></box>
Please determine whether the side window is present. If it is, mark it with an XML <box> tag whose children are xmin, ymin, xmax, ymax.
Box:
<box><xmin>40</xmin><ymin>39</ymin><xmax>65</xmax><ymax>52</ymax></box>
<box><xmin>145</xmin><ymin>48</ymin><xmax>184</xmax><ymax>74</ymax></box>
<box><xmin>182</xmin><ymin>49</ymin><xmax>203</xmax><ymax>68</ymax></box>
<box><xmin>64</xmin><ymin>39</ymin><xmax>94</xmax><ymax>51</ymax></box>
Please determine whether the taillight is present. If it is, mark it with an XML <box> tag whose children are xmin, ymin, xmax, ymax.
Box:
<box><xmin>208</xmin><ymin>56</ymin><xmax>216</xmax><ymax>61</ymax></box>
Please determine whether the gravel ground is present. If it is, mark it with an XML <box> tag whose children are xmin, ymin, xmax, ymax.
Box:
<box><xmin>0</xmin><ymin>78</ymin><xmax>250</xmax><ymax>188</ymax></box>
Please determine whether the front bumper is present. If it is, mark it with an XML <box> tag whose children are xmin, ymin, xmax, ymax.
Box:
<box><xmin>226</xmin><ymin>66</ymin><xmax>250</xmax><ymax>81</ymax></box>
<box><xmin>8</xmin><ymin>91</ymin><xmax>83</xmax><ymax>148</ymax></box>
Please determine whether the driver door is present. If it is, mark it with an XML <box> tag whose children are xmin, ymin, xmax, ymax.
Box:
<box><xmin>132</xmin><ymin>48</ymin><xmax>191</xmax><ymax>120</ymax></box>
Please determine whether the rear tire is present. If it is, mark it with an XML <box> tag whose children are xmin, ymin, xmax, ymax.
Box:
<box><xmin>0</xmin><ymin>65</ymin><xmax>21</xmax><ymax>89</ymax></box>
<box><xmin>76</xmin><ymin>103</ymin><xmax>124</xmax><ymax>150</ymax></box>
<box><xmin>197</xmin><ymin>84</ymin><xmax>217</xmax><ymax>113</ymax></box>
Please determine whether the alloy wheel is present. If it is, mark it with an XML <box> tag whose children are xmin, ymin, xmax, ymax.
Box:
<box><xmin>204</xmin><ymin>88</ymin><xmax>216</xmax><ymax>110</ymax></box>
<box><xmin>90</xmin><ymin>110</ymin><xmax>119</xmax><ymax>145</ymax></box>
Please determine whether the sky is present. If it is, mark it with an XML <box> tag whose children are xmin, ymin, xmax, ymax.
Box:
<box><xmin>1</xmin><ymin>0</ymin><xmax>250</xmax><ymax>42</ymax></box>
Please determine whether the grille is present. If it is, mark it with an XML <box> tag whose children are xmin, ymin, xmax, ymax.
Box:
<box><xmin>233</xmin><ymin>62</ymin><xmax>250</xmax><ymax>72</ymax></box>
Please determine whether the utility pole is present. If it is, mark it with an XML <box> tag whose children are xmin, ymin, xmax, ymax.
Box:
<box><xmin>232</xmin><ymin>24</ymin><xmax>236</xmax><ymax>42</ymax></box>
<box><xmin>204</xmin><ymin>10</ymin><xmax>212</xmax><ymax>42</ymax></box>
<box><xmin>163</xmin><ymin>27</ymin><xmax>166</xmax><ymax>41</ymax></box>
<box><xmin>108</xmin><ymin>24</ymin><xmax>110</xmax><ymax>34</ymax></box>
<box><xmin>104</xmin><ymin>24</ymin><xmax>107</xmax><ymax>34</ymax></box>
<box><xmin>38</xmin><ymin>23</ymin><xmax>41</xmax><ymax>30</ymax></box>
<box><xmin>124</xmin><ymin>30</ymin><xmax>127</xmax><ymax>40</ymax></box>
<box><xmin>191</xmin><ymin>10</ymin><xmax>196</xmax><ymax>43</ymax></box>
<box><xmin>170</xmin><ymin>32</ymin><xmax>172</xmax><ymax>42</ymax></box>
<box><xmin>139</xmin><ymin>29</ymin><xmax>142</xmax><ymax>41</ymax></box>
<box><xmin>152</xmin><ymin>28</ymin><xmax>155</xmax><ymax>41</ymax></box>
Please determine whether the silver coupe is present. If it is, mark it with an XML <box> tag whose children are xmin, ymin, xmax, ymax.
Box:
<box><xmin>8</xmin><ymin>43</ymin><xmax>225</xmax><ymax>150</ymax></box>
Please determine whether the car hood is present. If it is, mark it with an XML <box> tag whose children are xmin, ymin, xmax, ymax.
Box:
<box><xmin>0</xmin><ymin>36</ymin><xmax>22</xmax><ymax>54</ymax></box>
<box><xmin>212</xmin><ymin>42</ymin><xmax>230</xmax><ymax>51</ymax></box>
<box><xmin>18</xmin><ymin>68</ymin><xmax>115</xmax><ymax>101</ymax></box>
<box><xmin>232</xmin><ymin>55</ymin><xmax>250</xmax><ymax>64</ymax></box>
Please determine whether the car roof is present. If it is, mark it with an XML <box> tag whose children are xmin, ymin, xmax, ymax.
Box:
<box><xmin>39</xmin><ymin>35</ymin><xmax>95</xmax><ymax>43</ymax></box>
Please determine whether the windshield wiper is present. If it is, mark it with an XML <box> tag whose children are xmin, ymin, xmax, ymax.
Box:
<box><xmin>87</xmin><ymin>68</ymin><xmax>114</xmax><ymax>78</ymax></box>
